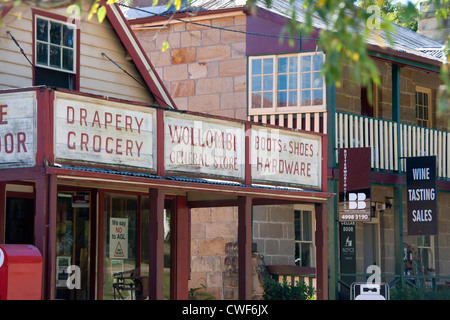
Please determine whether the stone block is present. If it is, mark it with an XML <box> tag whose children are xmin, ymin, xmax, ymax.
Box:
<box><xmin>220</xmin><ymin>26</ymin><xmax>246</xmax><ymax>43</ymax></box>
<box><xmin>191</xmin><ymin>207</ymin><xmax>212</xmax><ymax>223</ymax></box>
<box><xmin>150</xmin><ymin>50</ymin><xmax>171</xmax><ymax>68</ymax></box>
<box><xmin>197</xmin><ymin>45</ymin><xmax>231</xmax><ymax>62</ymax></box>
<box><xmin>188</xmin><ymin>94</ymin><xmax>220</xmax><ymax>113</ymax></box>
<box><xmin>211</xmin><ymin>207</ymin><xmax>237</xmax><ymax>222</ymax></box>
<box><xmin>199</xmin><ymin>237</ymin><xmax>226</xmax><ymax>256</ymax></box>
<box><xmin>219</xmin><ymin>60</ymin><xmax>245</xmax><ymax>77</ymax></box>
<box><xmin>181</xmin><ymin>30</ymin><xmax>201</xmax><ymax>47</ymax></box>
<box><xmin>171</xmin><ymin>47</ymin><xmax>196</xmax><ymax>65</ymax></box>
<box><xmin>260</xmin><ymin>222</ymin><xmax>283</xmax><ymax>239</ymax></box>
<box><xmin>196</xmin><ymin>77</ymin><xmax>233</xmax><ymax>94</ymax></box>
<box><xmin>206</xmin><ymin>221</ymin><xmax>238</xmax><ymax>240</ymax></box>
<box><xmin>188</xmin><ymin>63</ymin><xmax>208</xmax><ymax>79</ymax></box>
<box><xmin>170</xmin><ymin>80</ymin><xmax>195</xmax><ymax>97</ymax></box>
<box><xmin>164</xmin><ymin>64</ymin><xmax>188</xmax><ymax>82</ymax></box>
<box><xmin>201</xmin><ymin>29</ymin><xmax>221</xmax><ymax>46</ymax></box>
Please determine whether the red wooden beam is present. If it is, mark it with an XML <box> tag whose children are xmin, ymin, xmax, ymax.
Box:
<box><xmin>96</xmin><ymin>190</ymin><xmax>105</xmax><ymax>299</ymax></box>
<box><xmin>0</xmin><ymin>182</ymin><xmax>5</xmax><ymax>243</ymax></box>
<box><xmin>173</xmin><ymin>196</ymin><xmax>189</xmax><ymax>300</ymax></box>
<box><xmin>238</xmin><ymin>195</ymin><xmax>252</xmax><ymax>300</ymax></box>
<box><xmin>46</xmin><ymin>174</ymin><xmax>57</xmax><ymax>299</ymax></box>
<box><xmin>34</xmin><ymin>176</ymin><xmax>48</xmax><ymax>299</ymax></box>
<box><xmin>148</xmin><ymin>188</ymin><xmax>165</xmax><ymax>300</ymax></box>
<box><xmin>315</xmin><ymin>202</ymin><xmax>328</xmax><ymax>300</ymax></box>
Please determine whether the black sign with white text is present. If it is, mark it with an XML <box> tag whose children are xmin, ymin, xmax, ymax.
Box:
<box><xmin>406</xmin><ymin>156</ymin><xmax>438</xmax><ymax>235</ymax></box>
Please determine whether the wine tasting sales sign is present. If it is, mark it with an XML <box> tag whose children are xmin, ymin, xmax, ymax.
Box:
<box><xmin>406</xmin><ymin>156</ymin><xmax>438</xmax><ymax>235</ymax></box>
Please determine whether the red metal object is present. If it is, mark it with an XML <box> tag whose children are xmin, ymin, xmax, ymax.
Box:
<box><xmin>0</xmin><ymin>244</ymin><xmax>43</xmax><ymax>300</ymax></box>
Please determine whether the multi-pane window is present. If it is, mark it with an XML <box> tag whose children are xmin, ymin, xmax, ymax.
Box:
<box><xmin>249</xmin><ymin>52</ymin><xmax>325</xmax><ymax>115</ymax></box>
<box><xmin>418</xmin><ymin>235</ymin><xmax>435</xmax><ymax>274</ymax></box>
<box><xmin>415</xmin><ymin>86</ymin><xmax>431</xmax><ymax>128</ymax></box>
<box><xmin>35</xmin><ymin>16</ymin><xmax>76</xmax><ymax>73</ymax></box>
<box><xmin>294</xmin><ymin>209</ymin><xmax>315</xmax><ymax>267</ymax></box>
<box><xmin>251</xmin><ymin>58</ymin><xmax>274</xmax><ymax>109</ymax></box>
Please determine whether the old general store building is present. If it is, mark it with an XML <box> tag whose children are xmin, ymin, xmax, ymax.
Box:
<box><xmin>126</xmin><ymin>0</ymin><xmax>450</xmax><ymax>299</ymax></box>
<box><xmin>0</xmin><ymin>0</ymin><xmax>331</xmax><ymax>300</ymax></box>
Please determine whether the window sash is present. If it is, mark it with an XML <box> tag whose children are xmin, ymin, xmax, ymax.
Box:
<box><xmin>415</xmin><ymin>86</ymin><xmax>432</xmax><ymax>128</ymax></box>
<box><xmin>249</xmin><ymin>52</ymin><xmax>326</xmax><ymax>115</ymax></box>
<box><xmin>35</xmin><ymin>15</ymin><xmax>76</xmax><ymax>74</ymax></box>
<box><xmin>294</xmin><ymin>209</ymin><xmax>315</xmax><ymax>267</ymax></box>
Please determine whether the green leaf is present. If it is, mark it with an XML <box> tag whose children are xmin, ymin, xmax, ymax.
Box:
<box><xmin>162</xmin><ymin>41</ymin><xmax>169</xmax><ymax>52</ymax></box>
<box><xmin>66</xmin><ymin>4</ymin><xmax>81</xmax><ymax>17</ymax></box>
<box><xmin>97</xmin><ymin>5</ymin><xmax>107</xmax><ymax>23</ymax></box>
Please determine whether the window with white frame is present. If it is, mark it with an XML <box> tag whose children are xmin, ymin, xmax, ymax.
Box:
<box><xmin>249</xmin><ymin>52</ymin><xmax>325</xmax><ymax>115</ymax></box>
<box><xmin>35</xmin><ymin>16</ymin><xmax>76</xmax><ymax>73</ymax></box>
<box><xmin>294</xmin><ymin>207</ymin><xmax>315</xmax><ymax>267</ymax></box>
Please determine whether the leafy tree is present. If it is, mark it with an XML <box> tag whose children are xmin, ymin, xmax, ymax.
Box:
<box><xmin>0</xmin><ymin>0</ymin><xmax>448</xmax><ymax>106</ymax></box>
<box><xmin>357</xmin><ymin>0</ymin><xmax>420</xmax><ymax>31</ymax></box>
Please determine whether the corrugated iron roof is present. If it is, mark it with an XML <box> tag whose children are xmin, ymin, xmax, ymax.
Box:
<box><xmin>125</xmin><ymin>0</ymin><xmax>444</xmax><ymax>63</ymax></box>
<box><xmin>56</xmin><ymin>165</ymin><xmax>318</xmax><ymax>192</ymax></box>
<box><xmin>58</xmin><ymin>164</ymin><xmax>162</xmax><ymax>179</ymax></box>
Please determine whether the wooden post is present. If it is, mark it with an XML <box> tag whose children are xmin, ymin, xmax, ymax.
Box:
<box><xmin>47</xmin><ymin>174</ymin><xmax>57</xmax><ymax>299</ymax></box>
<box><xmin>238</xmin><ymin>195</ymin><xmax>252</xmax><ymax>300</ymax></box>
<box><xmin>0</xmin><ymin>182</ymin><xmax>5</xmax><ymax>244</ymax></box>
<box><xmin>315</xmin><ymin>202</ymin><xmax>328</xmax><ymax>300</ymax></box>
<box><xmin>34</xmin><ymin>176</ymin><xmax>48</xmax><ymax>300</ymax></box>
<box><xmin>148</xmin><ymin>188</ymin><xmax>165</xmax><ymax>300</ymax></box>
<box><xmin>173</xmin><ymin>196</ymin><xmax>189</xmax><ymax>300</ymax></box>
<box><xmin>96</xmin><ymin>190</ymin><xmax>105</xmax><ymax>300</ymax></box>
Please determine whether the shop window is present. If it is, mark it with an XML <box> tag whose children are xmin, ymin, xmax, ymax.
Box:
<box><xmin>34</xmin><ymin>13</ymin><xmax>78</xmax><ymax>90</ymax></box>
<box><xmin>103</xmin><ymin>193</ymin><xmax>138</xmax><ymax>300</ymax></box>
<box><xmin>249</xmin><ymin>52</ymin><xmax>325</xmax><ymax>115</ymax></box>
<box><xmin>5</xmin><ymin>197</ymin><xmax>34</xmax><ymax>244</ymax></box>
<box><xmin>415</xmin><ymin>86</ymin><xmax>431</xmax><ymax>128</ymax></box>
<box><xmin>294</xmin><ymin>207</ymin><xmax>315</xmax><ymax>267</ymax></box>
<box><xmin>55</xmin><ymin>192</ymin><xmax>91</xmax><ymax>300</ymax></box>
<box><xmin>361</xmin><ymin>82</ymin><xmax>379</xmax><ymax>118</ymax></box>
<box><xmin>140</xmin><ymin>197</ymin><xmax>173</xmax><ymax>300</ymax></box>
<box><xmin>418</xmin><ymin>235</ymin><xmax>435</xmax><ymax>275</ymax></box>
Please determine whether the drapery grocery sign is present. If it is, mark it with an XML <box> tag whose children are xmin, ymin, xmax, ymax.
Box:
<box><xmin>54</xmin><ymin>92</ymin><xmax>156</xmax><ymax>170</ymax></box>
<box><xmin>251</xmin><ymin>125</ymin><xmax>322</xmax><ymax>189</ymax></box>
<box><xmin>0</xmin><ymin>91</ymin><xmax>36</xmax><ymax>168</ymax></box>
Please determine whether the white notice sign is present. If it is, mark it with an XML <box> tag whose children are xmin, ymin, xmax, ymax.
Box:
<box><xmin>110</xmin><ymin>218</ymin><xmax>128</xmax><ymax>259</ymax></box>
<box><xmin>251</xmin><ymin>125</ymin><xmax>322</xmax><ymax>189</ymax></box>
<box><xmin>54</xmin><ymin>92</ymin><xmax>156</xmax><ymax>170</ymax></box>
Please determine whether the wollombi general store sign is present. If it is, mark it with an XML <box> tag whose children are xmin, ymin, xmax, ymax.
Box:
<box><xmin>0</xmin><ymin>90</ymin><xmax>325</xmax><ymax>190</ymax></box>
<box><xmin>164</xmin><ymin>112</ymin><xmax>245</xmax><ymax>180</ymax></box>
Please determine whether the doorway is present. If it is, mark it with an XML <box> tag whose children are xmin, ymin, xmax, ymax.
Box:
<box><xmin>5</xmin><ymin>197</ymin><xmax>34</xmax><ymax>244</ymax></box>
<box><xmin>55</xmin><ymin>191</ymin><xmax>92</xmax><ymax>300</ymax></box>
<box><xmin>363</xmin><ymin>218</ymin><xmax>380</xmax><ymax>272</ymax></box>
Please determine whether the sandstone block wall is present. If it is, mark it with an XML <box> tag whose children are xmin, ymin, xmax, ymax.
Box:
<box><xmin>133</xmin><ymin>13</ymin><xmax>248</xmax><ymax>120</ymax></box>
